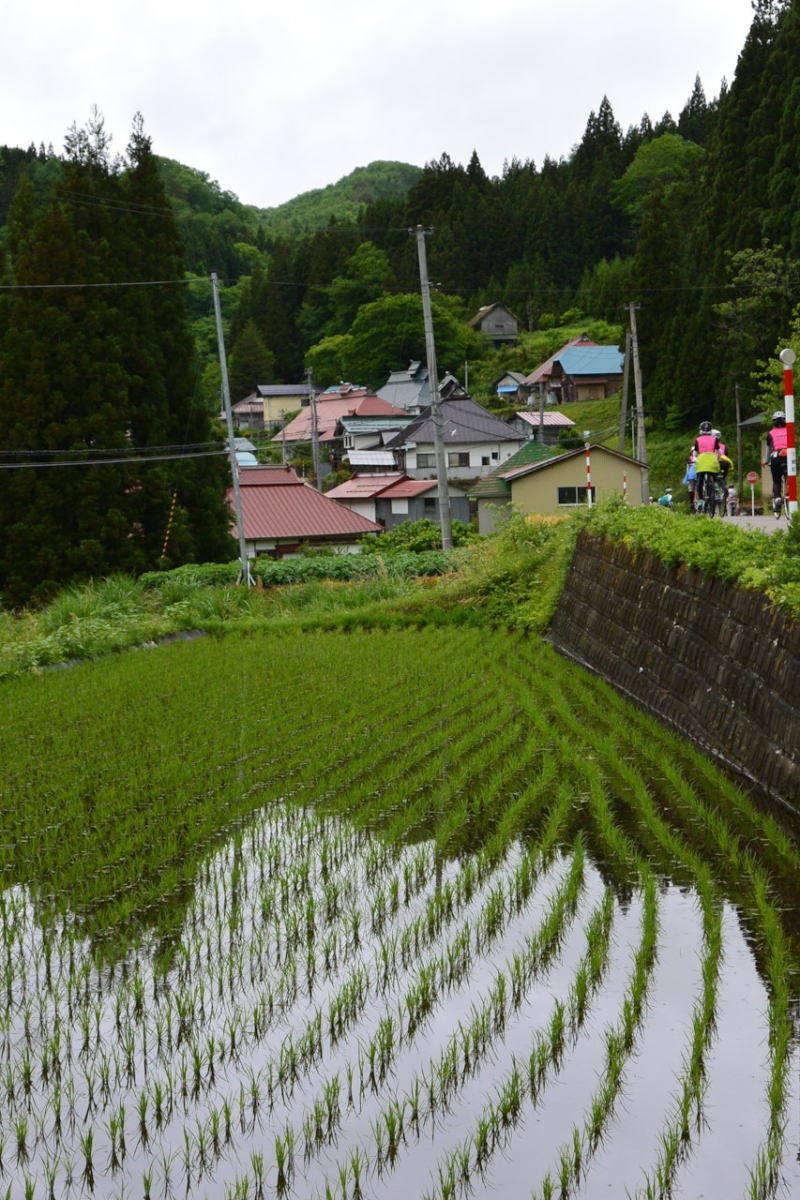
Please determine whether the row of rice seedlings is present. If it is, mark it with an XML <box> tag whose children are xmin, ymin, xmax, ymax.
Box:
<box><xmin>312</xmin><ymin>849</ymin><xmax>603</xmax><ymax>1199</ymax></box>
<box><xmin>419</xmin><ymin>865</ymin><xmax>659</xmax><ymax>1200</ymax></box>
<box><xmin>629</xmin><ymin>869</ymin><xmax>723</xmax><ymax>1199</ymax></box>
<box><xmin>0</xmin><ymin>819</ymin><xmax>551</xmax><ymax>1192</ymax></box>
<box><xmin>235</xmin><ymin>845</ymin><xmax>575</xmax><ymax>1141</ymax></box>
<box><xmin>550</xmin><ymin>668</ymin><xmax>796</xmax><ymax>1196</ymax></box>
<box><xmin>746</xmin><ymin>868</ymin><xmax>794</xmax><ymax>1200</ymax></box>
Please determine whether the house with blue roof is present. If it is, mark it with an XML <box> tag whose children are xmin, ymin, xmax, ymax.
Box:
<box><xmin>550</xmin><ymin>346</ymin><xmax>624</xmax><ymax>403</ymax></box>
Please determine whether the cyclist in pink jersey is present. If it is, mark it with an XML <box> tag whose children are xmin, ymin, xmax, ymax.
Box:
<box><xmin>764</xmin><ymin>410</ymin><xmax>788</xmax><ymax>516</ymax></box>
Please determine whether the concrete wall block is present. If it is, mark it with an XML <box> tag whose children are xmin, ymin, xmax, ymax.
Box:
<box><xmin>550</xmin><ymin>534</ymin><xmax>800</xmax><ymax>805</ymax></box>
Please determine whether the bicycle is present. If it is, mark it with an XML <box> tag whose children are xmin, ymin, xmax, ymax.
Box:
<box><xmin>771</xmin><ymin>462</ymin><xmax>790</xmax><ymax>521</ymax></box>
<box><xmin>695</xmin><ymin>471</ymin><xmax>723</xmax><ymax>517</ymax></box>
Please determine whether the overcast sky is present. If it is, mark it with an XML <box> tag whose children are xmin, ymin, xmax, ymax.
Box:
<box><xmin>6</xmin><ymin>0</ymin><xmax>755</xmax><ymax>210</ymax></box>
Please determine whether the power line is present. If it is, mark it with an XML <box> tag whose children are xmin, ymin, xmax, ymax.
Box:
<box><xmin>0</xmin><ymin>440</ymin><xmax>222</xmax><ymax>458</ymax></box>
<box><xmin>0</xmin><ymin>449</ymin><xmax>227</xmax><ymax>470</ymax></box>
<box><xmin>0</xmin><ymin>277</ymin><xmax>202</xmax><ymax>291</ymax></box>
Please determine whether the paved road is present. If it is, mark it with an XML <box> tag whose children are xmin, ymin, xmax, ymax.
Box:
<box><xmin>725</xmin><ymin>512</ymin><xmax>790</xmax><ymax>533</ymax></box>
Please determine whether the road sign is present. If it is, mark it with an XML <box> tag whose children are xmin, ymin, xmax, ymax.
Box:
<box><xmin>746</xmin><ymin>471</ymin><xmax>760</xmax><ymax>484</ymax></box>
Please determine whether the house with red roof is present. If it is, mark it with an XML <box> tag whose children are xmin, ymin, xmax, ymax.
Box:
<box><xmin>272</xmin><ymin>383</ymin><xmax>406</xmax><ymax>452</ymax></box>
<box><xmin>325</xmin><ymin>473</ymin><xmax>470</xmax><ymax>530</ymax></box>
<box><xmin>230</xmin><ymin>466</ymin><xmax>380</xmax><ymax>557</ymax></box>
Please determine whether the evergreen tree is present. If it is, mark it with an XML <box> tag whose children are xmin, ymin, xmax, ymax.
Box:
<box><xmin>0</xmin><ymin>113</ymin><xmax>233</xmax><ymax>604</ymax></box>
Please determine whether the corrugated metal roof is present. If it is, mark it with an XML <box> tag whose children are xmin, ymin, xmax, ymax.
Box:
<box><xmin>515</xmin><ymin>411</ymin><xmax>576</xmax><ymax>427</ymax></box>
<box><xmin>522</xmin><ymin>336</ymin><xmax>597</xmax><ymax>386</ymax></box>
<box><xmin>500</xmin><ymin>443</ymin><xmax>646</xmax><ymax>484</ymax></box>
<box><xmin>325</xmin><ymin>474</ymin><xmax>405</xmax><ymax>500</ymax></box>
<box><xmin>276</xmin><ymin>393</ymin><xmax>405</xmax><ymax>444</ymax></box>
<box><xmin>339</xmin><ymin>416</ymin><xmax>415</xmax><ymax>434</ymax></box>
<box><xmin>555</xmin><ymin>347</ymin><xmax>624</xmax><ymax>376</ymax></box>
<box><xmin>384</xmin><ymin>397</ymin><xmax>525</xmax><ymax>448</ymax></box>
<box><xmin>380</xmin><ymin>478</ymin><xmax>436</xmax><ymax>498</ymax></box>
<box><xmin>256</xmin><ymin>384</ymin><xmax>310</xmax><ymax>397</ymax></box>
<box><xmin>347</xmin><ymin>450</ymin><xmax>397</xmax><ymax>466</ymax></box>
<box><xmin>231</xmin><ymin>468</ymin><xmax>381</xmax><ymax>539</ymax></box>
<box><xmin>239</xmin><ymin>467</ymin><xmax>297</xmax><ymax>486</ymax></box>
<box><xmin>468</xmin><ymin>441</ymin><xmax>558</xmax><ymax>499</ymax></box>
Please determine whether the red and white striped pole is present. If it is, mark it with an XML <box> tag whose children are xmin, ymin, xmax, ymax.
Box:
<box><xmin>584</xmin><ymin>433</ymin><xmax>593</xmax><ymax>508</ymax></box>
<box><xmin>622</xmin><ymin>473</ymin><xmax>628</xmax><ymax>501</ymax></box>
<box><xmin>780</xmin><ymin>348</ymin><xmax>797</xmax><ymax>515</ymax></box>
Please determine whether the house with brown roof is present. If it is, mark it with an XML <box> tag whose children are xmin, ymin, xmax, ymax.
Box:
<box><xmin>325</xmin><ymin>473</ymin><xmax>470</xmax><ymax>530</ymax></box>
<box><xmin>230</xmin><ymin>466</ymin><xmax>380</xmax><ymax>557</ymax></box>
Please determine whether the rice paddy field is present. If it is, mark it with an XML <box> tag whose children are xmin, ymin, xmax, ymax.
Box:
<box><xmin>1</xmin><ymin>626</ymin><xmax>799</xmax><ymax>1200</ymax></box>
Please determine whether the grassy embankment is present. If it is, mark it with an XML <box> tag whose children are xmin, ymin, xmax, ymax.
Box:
<box><xmin>0</xmin><ymin>516</ymin><xmax>579</xmax><ymax>680</ymax></box>
<box><xmin>1</xmin><ymin>485</ymin><xmax>798</xmax><ymax>682</ymax></box>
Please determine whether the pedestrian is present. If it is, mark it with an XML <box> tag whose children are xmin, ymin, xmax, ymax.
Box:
<box><xmin>657</xmin><ymin>487</ymin><xmax>674</xmax><ymax>509</ymax></box>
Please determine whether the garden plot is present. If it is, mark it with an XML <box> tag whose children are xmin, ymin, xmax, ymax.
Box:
<box><xmin>0</xmin><ymin>628</ymin><xmax>799</xmax><ymax>1199</ymax></box>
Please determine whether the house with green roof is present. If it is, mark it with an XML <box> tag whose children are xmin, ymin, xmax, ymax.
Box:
<box><xmin>468</xmin><ymin>441</ymin><xmax>557</xmax><ymax>533</ymax></box>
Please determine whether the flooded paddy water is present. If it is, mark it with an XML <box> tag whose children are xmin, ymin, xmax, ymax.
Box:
<box><xmin>1</xmin><ymin>627</ymin><xmax>799</xmax><ymax>1199</ymax></box>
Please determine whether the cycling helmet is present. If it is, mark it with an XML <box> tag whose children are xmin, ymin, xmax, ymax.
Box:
<box><xmin>699</xmin><ymin>421</ymin><xmax>712</xmax><ymax>434</ymax></box>
<box><xmin>711</xmin><ymin>429</ymin><xmax>721</xmax><ymax>438</ymax></box>
<box><xmin>772</xmin><ymin>410</ymin><xmax>786</xmax><ymax>423</ymax></box>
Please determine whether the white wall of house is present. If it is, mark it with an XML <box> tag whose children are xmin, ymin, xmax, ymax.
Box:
<box><xmin>405</xmin><ymin>441</ymin><xmax>520</xmax><ymax>480</ymax></box>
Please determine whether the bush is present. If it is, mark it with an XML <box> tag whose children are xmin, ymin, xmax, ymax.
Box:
<box><xmin>359</xmin><ymin>518</ymin><xmax>476</xmax><ymax>554</ymax></box>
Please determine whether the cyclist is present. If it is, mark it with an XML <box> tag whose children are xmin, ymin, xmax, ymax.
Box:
<box><xmin>764</xmin><ymin>410</ymin><xmax>788</xmax><ymax>517</ymax></box>
<box><xmin>713</xmin><ymin>430</ymin><xmax>733</xmax><ymax>511</ymax></box>
<box><xmin>693</xmin><ymin>421</ymin><xmax>722</xmax><ymax>511</ymax></box>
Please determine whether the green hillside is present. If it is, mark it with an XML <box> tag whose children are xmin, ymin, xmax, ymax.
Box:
<box><xmin>252</xmin><ymin>160</ymin><xmax>422</xmax><ymax>235</ymax></box>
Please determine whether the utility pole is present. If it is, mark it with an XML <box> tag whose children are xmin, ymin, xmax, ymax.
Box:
<box><xmin>307</xmin><ymin>366</ymin><xmax>323</xmax><ymax>491</ymax></box>
<box><xmin>617</xmin><ymin>329</ymin><xmax>632</xmax><ymax>455</ymax></box>
<box><xmin>625</xmin><ymin>303</ymin><xmax>649</xmax><ymax>503</ymax></box>
<box><xmin>211</xmin><ymin>272</ymin><xmax>252</xmax><ymax>584</ymax></box>
<box><xmin>734</xmin><ymin>382</ymin><xmax>743</xmax><ymax>498</ymax></box>
<box><xmin>412</xmin><ymin>225</ymin><xmax>453</xmax><ymax>550</ymax></box>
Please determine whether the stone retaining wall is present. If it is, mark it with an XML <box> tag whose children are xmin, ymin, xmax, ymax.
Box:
<box><xmin>548</xmin><ymin>529</ymin><xmax>800</xmax><ymax>805</ymax></box>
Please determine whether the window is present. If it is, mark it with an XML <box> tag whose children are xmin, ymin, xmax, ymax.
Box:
<box><xmin>423</xmin><ymin>497</ymin><xmax>437</xmax><ymax>512</ymax></box>
<box><xmin>416</xmin><ymin>453</ymin><xmax>436</xmax><ymax>468</ymax></box>
<box><xmin>481</xmin><ymin>456</ymin><xmax>490</xmax><ymax>466</ymax></box>
<box><xmin>557</xmin><ymin>486</ymin><xmax>596</xmax><ymax>506</ymax></box>
<box><xmin>448</xmin><ymin>452</ymin><xmax>470</xmax><ymax>467</ymax></box>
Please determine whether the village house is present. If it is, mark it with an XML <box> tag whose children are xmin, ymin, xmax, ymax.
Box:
<box><xmin>508</xmin><ymin>409</ymin><xmax>577</xmax><ymax>446</ymax></box>
<box><xmin>232</xmin><ymin>383</ymin><xmax>311</xmax><ymax>431</ymax></box>
<box><xmin>273</xmin><ymin>384</ymin><xmax>406</xmax><ymax>459</ymax></box>
<box><xmin>325</xmin><ymin>473</ymin><xmax>470</xmax><ymax>530</ymax></box>
<box><xmin>337</xmin><ymin>413</ymin><xmax>417</xmax><ymax>472</ymax></box>
<box><xmin>383</xmin><ymin>395</ymin><xmax>526</xmax><ymax>481</ymax></box>
<box><xmin>520</xmin><ymin>334</ymin><xmax>598</xmax><ymax>405</ymax></box>
<box><xmin>230</xmin><ymin>466</ymin><xmax>380</xmax><ymax>557</ymax></box>
<box><xmin>467</xmin><ymin>303</ymin><xmax>522</xmax><ymax>347</ymax></box>
<box><xmin>549</xmin><ymin>346</ymin><xmax>624</xmax><ymax>403</ymax></box>
<box><xmin>470</xmin><ymin>444</ymin><xmax>647</xmax><ymax>532</ymax></box>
